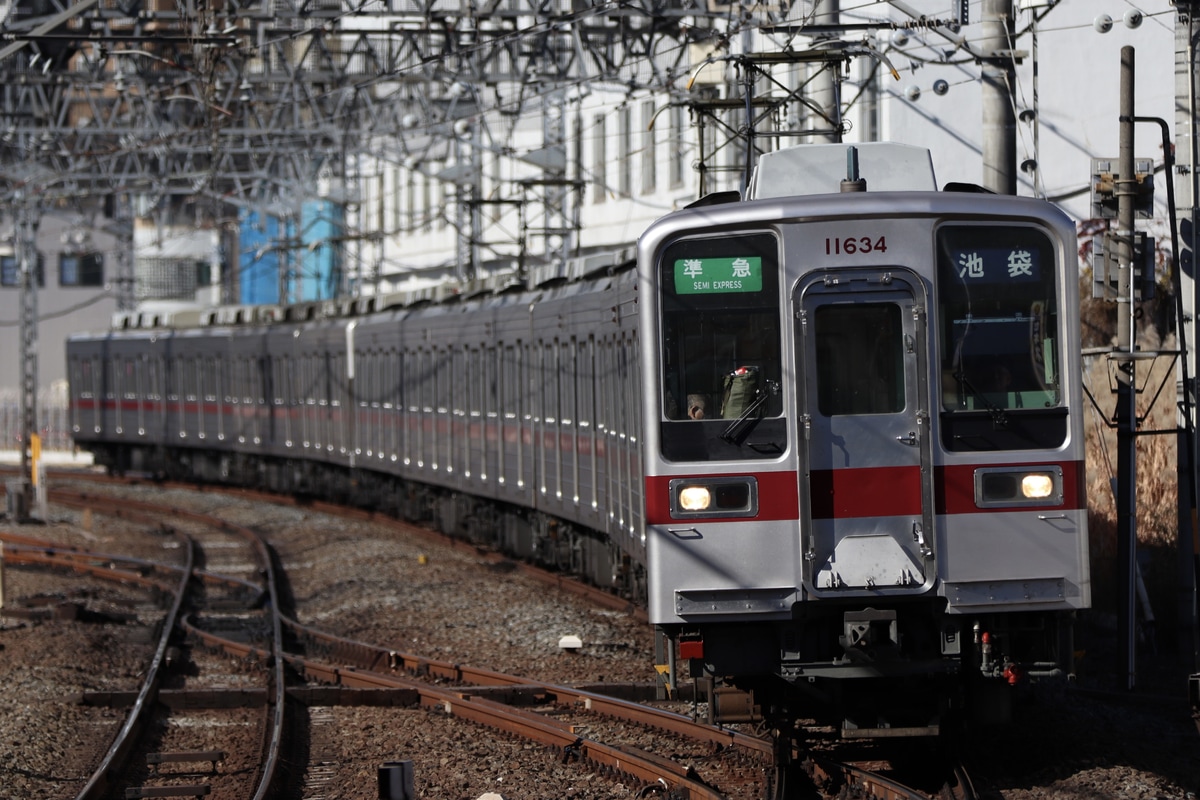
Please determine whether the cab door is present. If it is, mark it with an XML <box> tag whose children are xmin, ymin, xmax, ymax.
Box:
<box><xmin>795</xmin><ymin>269</ymin><xmax>936</xmax><ymax>597</ymax></box>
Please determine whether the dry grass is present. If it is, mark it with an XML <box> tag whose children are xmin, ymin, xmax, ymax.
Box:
<box><xmin>1082</xmin><ymin>333</ymin><xmax>1180</xmax><ymax>557</ymax></box>
<box><xmin>1081</xmin><ymin>324</ymin><xmax>1183</xmax><ymax>637</ymax></box>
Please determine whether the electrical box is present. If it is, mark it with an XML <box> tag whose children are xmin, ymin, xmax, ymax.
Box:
<box><xmin>1090</xmin><ymin>158</ymin><xmax>1156</xmax><ymax>219</ymax></box>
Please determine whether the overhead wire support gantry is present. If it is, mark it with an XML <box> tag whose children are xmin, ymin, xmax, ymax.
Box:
<box><xmin>0</xmin><ymin>0</ymin><xmax>953</xmax><ymax>512</ymax></box>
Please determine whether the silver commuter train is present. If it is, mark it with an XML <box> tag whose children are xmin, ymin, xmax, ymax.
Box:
<box><xmin>68</xmin><ymin>262</ymin><xmax>648</xmax><ymax>595</ymax></box>
<box><xmin>67</xmin><ymin>142</ymin><xmax>1089</xmax><ymax>740</ymax></box>
<box><xmin>640</xmin><ymin>143</ymin><xmax>1089</xmax><ymax>738</ymax></box>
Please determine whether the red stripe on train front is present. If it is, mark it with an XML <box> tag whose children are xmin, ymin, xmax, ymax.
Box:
<box><xmin>809</xmin><ymin>466</ymin><xmax>923</xmax><ymax>519</ymax></box>
<box><xmin>644</xmin><ymin>460</ymin><xmax>1085</xmax><ymax>525</ymax></box>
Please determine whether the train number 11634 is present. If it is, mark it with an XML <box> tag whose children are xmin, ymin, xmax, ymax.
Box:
<box><xmin>825</xmin><ymin>235</ymin><xmax>887</xmax><ymax>255</ymax></box>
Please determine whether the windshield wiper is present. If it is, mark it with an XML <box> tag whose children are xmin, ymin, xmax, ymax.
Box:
<box><xmin>720</xmin><ymin>379</ymin><xmax>781</xmax><ymax>445</ymax></box>
<box><xmin>954</xmin><ymin>371</ymin><xmax>1008</xmax><ymax>427</ymax></box>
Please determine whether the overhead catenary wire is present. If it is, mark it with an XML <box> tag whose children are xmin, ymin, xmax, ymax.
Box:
<box><xmin>0</xmin><ymin>0</ymin><xmax>1113</xmax><ymax>289</ymax></box>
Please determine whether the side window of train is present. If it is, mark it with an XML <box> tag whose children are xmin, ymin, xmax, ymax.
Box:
<box><xmin>936</xmin><ymin>224</ymin><xmax>1065</xmax><ymax>451</ymax></box>
<box><xmin>657</xmin><ymin>231</ymin><xmax>784</xmax><ymax>461</ymax></box>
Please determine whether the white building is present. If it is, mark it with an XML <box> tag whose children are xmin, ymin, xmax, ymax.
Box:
<box><xmin>348</xmin><ymin>1</ymin><xmax>1178</xmax><ymax>294</ymax></box>
<box><xmin>3</xmin><ymin>0</ymin><xmax>1181</xmax><ymax>447</ymax></box>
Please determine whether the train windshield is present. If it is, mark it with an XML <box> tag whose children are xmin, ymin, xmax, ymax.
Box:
<box><xmin>657</xmin><ymin>232</ymin><xmax>785</xmax><ymax>461</ymax></box>
<box><xmin>936</xmin><ymin>224</ymin><xmax>1066</xmax><ymax>451</ymax></box>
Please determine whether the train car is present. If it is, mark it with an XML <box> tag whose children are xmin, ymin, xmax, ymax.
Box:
<box><xmin>67</xmin><ymin>141</ymin><xmax>1089</xmax><ymax>757</ymax></box>
<box><xmin>639</xmin><ymin>143</ymin><xmax>1089</xmax><ymax>742</ymax></box>
<box><xmin>67</xmin><ymin>256</ymin><xmax>646</xmax><ymax>597</ymax></box>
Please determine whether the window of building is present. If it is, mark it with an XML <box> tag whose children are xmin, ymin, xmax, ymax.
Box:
<box><xmin>1</xmin><ymin>254</ymin><xmax>45</xmax><ymax>288</ymax></box>
<box><xmin>373</xmin><ymin>173</ymin><xmax>384</xmax><ymax>232</ymax></box>
<box><xmin>593</xmin><ymin>114</ymin><xmax>607</xmax><ymax>203</ymax></box>
<box><xmin>421</xmin><ymin>175</ymin><xmax>432</xmax><ymax>232</ymax></box>
<box><xmin>392</xmin><ymin>167</ymin><xmax>402</xmax><ymax>232</ymax></box>
<box><xmin>60</xmin><ymin>252</ymin><xmax>104</xmax><ymax>287</ymax></box>
<box><xmin>642</xmin><ymin>100</ymin><xmax>657</xmax><ymax>195</ymax></box>
<box><xmin>618</xmin><ymin>106</ymin><xmax>632</xmax><ymax>198</ymax></box>
<box><xmin>406</xmin><ymin>170</ymin><xmax>417</xmax><ymax>232</ymax></box>
<box><xmin>670</xmin><ymin>104</ymin><xmax>686</xmax><ymax>188</ymax></box>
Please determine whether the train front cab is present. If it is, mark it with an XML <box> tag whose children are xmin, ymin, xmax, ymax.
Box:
<box><xmin>641</xmin><ymin>192</ymin><xmax>1090</xmax><ymax>736</ymax></box>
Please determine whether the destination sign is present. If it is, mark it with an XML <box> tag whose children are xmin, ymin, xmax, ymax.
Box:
<box><xmin>673</xmin><ymin>256</ymin><xmax>763</xmax><ymax>295</ymax></box>
<box><xmin>949</xmin><ymin>246</ymin><xmax>1042</xmax><ymax>284</ymax></box>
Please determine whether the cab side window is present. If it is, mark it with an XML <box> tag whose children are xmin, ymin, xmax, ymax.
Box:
<box><xmin>658</xmin><ymin>232</ymin><xmax>784</xmax><ymax>461</ymax></box>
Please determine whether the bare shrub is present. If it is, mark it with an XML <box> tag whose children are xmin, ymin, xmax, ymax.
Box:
<box><xmin>1082</xmin><ymin>326</ymin><xmax>1180</xmax><ymax>637</ymax></box>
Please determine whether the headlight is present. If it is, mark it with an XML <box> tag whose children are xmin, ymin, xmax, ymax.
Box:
<box><xmin>669</xmin><ymin>477</ymin><xmax>759</xmax><ymax>519</ymax></box>
<box><xmin>975</xmin><ymin>466</ymin><xmax>1063</xmax><ymax>508</ymax></box>
<box><xmin>1021</xmin><ymin>473</ymin><xmax>1054</xmax><ymax>499</ymax></box>
<box><xmin>678</xmin><ymin>485</ymin><xmax>712</xmax><ymax>511</ymax></box>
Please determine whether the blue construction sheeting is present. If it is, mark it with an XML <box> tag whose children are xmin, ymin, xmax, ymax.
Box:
<box><xmin>237</xmin><ymin>200</ymin><xmax>343</xmax><ymax>305</ymax></box>
<box><xmin>238</xmin><ymin>209</ymin><xmax>281</xmax><ymax>305</ymax></box>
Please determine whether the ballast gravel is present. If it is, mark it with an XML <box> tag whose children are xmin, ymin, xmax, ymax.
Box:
<box><xmin>0</xmin><ymin>481</ymin><xmax>1195</xmax><ymax>799</ymax></box>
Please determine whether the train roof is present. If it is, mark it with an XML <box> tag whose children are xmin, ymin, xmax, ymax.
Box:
<box><xmin>105</xmin><ymin>247</ymin><xmax>636</xmax><ymax>333</ymax></box>
<box><xmin>746</xmin><ymin>142</ymin><xmax>937</xmax><ymax>199</ymax></box>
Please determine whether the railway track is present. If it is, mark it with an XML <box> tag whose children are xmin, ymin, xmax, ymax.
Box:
<box><xmin>6</xmin><ymin>530</ymin><xmax>757</xmax><ymax>798</ymax></box>
<box><xmin>4</xmin><ymin>477</ymin><xmax>981</xmax><ymax>799</ymax></box>
<box><xmin>2</xmin><ymin>491</ymin><xmax>288</xmax><ymax>799</ymax></box>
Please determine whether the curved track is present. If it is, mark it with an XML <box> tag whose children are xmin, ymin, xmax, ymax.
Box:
<box><xmin>2</xmin><ymin>490</ymin><xmax>289</xmax><ymax>800</ymax></box>
<box><xmin>5</xmin><ymin>475</ymin><xmax>975</xmax><ymax>799</ymax></box>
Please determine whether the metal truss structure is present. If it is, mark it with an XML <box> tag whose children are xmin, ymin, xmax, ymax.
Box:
<box><xmin>0</xmin><ymin>1</ymin><xmax>743</xmax><ymax>224</ymax></box>
<box><xmin>0</xmin><ymin>0</ymin><xmax>969</xmax><ymax>507</ymax></box>
<box><xmin>0</xmin><ymin>0</ymin><xmax>958</xmax><ymax>287</ymax></box>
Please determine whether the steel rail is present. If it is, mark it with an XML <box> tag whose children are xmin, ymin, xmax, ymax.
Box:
<box><xmin>180</xmin><ymin>616</ymin><xmax>730</xmax><ymax>799</ymax></box>
<box><xmin>190</xmin><ymin>618</ymin><xmax>952</xmax><ymax>800</ymax></box>
<box><xmin>0</xmin><ymin>545</ymin><xmax>178</xmax><ymax>594</ymax></box>
<box><xmin>73</xmin><ymin>530</ymin><xmax>195</xmax><ymax>800</ymax></box>
<box><xmin>44</xmin><ymin>487</ymin><xmax>293</xmax><ymax>800</ymax></box>
<box><xmin>2</xmin><ymin>495</ymin><xmax>288</xmax><ymax>800</ymax></box>
<box><xmin>27</xmin><ymin>479</ymin><xmax>952</xmax><ymax>799</ymax></box>
<box><xmin>284</xmin><ymin>616</ymin><xmax>773</xmax><ymax>758</ymax></box>
<box><xmin>2</xmin><ymin>532</ymin><xmax>760</xmax><ymax>771</ymax></box>
<box><xmin>0</xmin><ymin>537</ymin><xmax>265</xmax><ymax>604</ymax></box>
<box><xmin>246</xmin><ymin>506</ymin><xmax>288</xmax><ymax>800</ymax></box>
<box><xmin>280</xmin><ymin>490</ymin><xmax>647</xmax><ymax>619</ymax></box>
<box><xmin>806</xmin><ymin>755</ymin><xmax>953</xmax><ymax>800</ymax></box>
<box><xmin>10</xmin><ymin>534</ymin><xmax>938</xmax><ymax>800</ymax></box>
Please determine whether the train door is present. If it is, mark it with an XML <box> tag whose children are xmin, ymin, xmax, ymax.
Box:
<box><xmin>498</xmin><ymin>345</ymin><xmax>510</xmax><ymax>488</ymax></box>
<box><xmin>195</xmin><ymin>356</ymin><xmax>206</xmax><ymax>440</ymax></box>
<box><xmin>135</xmin><ymin>354</ymin><xmax>146</xmax><ymax>436</ymax></box>
<box><xmin>794</xmin><ymin>269</ymin><xmax>936</xmax><ymax>597</ymax></box>
<box><xmin>111</xmin><ymin>357</ymin><xmax>123</xmax><ymax>435</ymax></box>
<box><xmin>277</xmin><ymin>356</ymin><xmax>291</xmax><ymax>448</ymax></box>
<box><xmin>214</xmin><ymin>355</ymin><xmax>225</xmax><ymax>442</ymax></box>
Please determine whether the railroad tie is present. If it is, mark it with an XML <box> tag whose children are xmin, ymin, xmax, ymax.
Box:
<box><xmin>123</xmin><ymin>786</ymin><xmax>211</xmax><ymax>798</ymax></box>
<box><xmin>145</xmin><ymin>750</ymin><xmax>226</xmax><ymax>774</ymax></box>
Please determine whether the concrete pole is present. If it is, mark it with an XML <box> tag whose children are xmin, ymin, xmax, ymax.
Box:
<box><xmin>1116</xmin><ymin>45</ymin><xmax>1138</xmax><ymax>692</ymax></box>
<box><xmin>980</xmin><ymin>0</ymin><xmax>1017</xmax><ymax>194</ymax></box>
<box><xmin>811</xmin><ymin>0</ymin><xmax>840</xmax><ymax>144</ymax></box>
<box><xmin>1174</xmin><ymin>0</ymin><xmax>1200</xmax><ymax>672</ymax></box>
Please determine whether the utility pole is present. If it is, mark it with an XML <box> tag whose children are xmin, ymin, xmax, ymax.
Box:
<box><xmin>452</xmin><ymin>129</ymin><xmax>480</xmax><ymax>283</ymax></box>
<box><xmin>1174</xmin><ymin>0</ymin><xmax>1200</xmax><ymax>675</ymax></box>
<box><xmin>1116</xmin><ymin>46</ymin><xmax>1139</xmax><ymax>691</ymax></box>
<box><xmin>811</xmin><ymin>0</ymin><xmax>840</xmax><ymax>145</ymax></box>
<box><xmin>13</xmin><ymin>197</ymin><xmax>39</xmax><ymax>522</ymax></box>
<box><xmin>979</xmin><ymin>0</ymin><xmax>1017</xmax><ymax>194</ymax></box>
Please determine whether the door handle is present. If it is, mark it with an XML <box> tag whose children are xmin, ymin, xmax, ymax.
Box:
<box><xmin>896</xmin><ymin>431</ymin><xmax>917</xmax><ymax>446</ymax></box>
